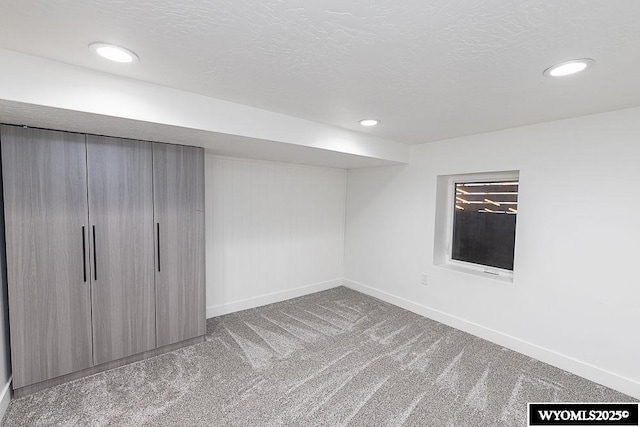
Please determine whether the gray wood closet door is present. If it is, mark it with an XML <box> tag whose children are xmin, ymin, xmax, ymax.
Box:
<box><xmin>153</xmin><ymin>143</ymin><xmax>205</xmax><ymax>347</ymax></box>
<box><xmin>87</xmin><ymin>135</ymin><xmax>156</xmax><ymax>365</ymax></box>
<box><xmin>1</xmin><ymin>126</ymin><xmax>93</xmax><ymax>388</ymax></box>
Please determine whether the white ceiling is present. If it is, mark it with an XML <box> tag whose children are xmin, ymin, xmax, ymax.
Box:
<box><xmin>1</xmin><ymin>0</ymin><xmax>640</xmax><ymax>145</ymax></box>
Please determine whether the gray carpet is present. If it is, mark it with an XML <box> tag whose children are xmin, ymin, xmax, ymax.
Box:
<box><xmin>2</xmin><ymin>287</ymin><xmax>635</xmax><ymax>426</ymax></box>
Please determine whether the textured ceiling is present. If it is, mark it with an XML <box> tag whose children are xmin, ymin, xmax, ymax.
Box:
<box><xmin>1</xmin><ymin>0</ymin><xmax>640</xmax><ymax>144</ymax></box>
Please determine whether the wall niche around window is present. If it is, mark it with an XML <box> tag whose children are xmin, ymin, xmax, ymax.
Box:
<box><xmin>433</xmin><ymin>170</ymin><xmax>520</xmax><ymax>283</ymax></box>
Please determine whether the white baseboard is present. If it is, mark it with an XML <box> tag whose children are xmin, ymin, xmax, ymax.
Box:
<box><xmin>206</xmin><ymin>279</ymin><xmax>342</xmax><ymax>318</ymax></box>
<box><xmin>0</xmin><ymin>377</ymin><xmax>11</xmax><ymax>422</ymax></box>
<box><xmin>343</xmin><ymin>279</ymin><xmax>640</xmax><ymax>400</ymax></box>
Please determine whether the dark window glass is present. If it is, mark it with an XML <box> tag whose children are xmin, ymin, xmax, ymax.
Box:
<box><xmin>452</xmin><ymin>181</ymin><xmax>518</xmax><ymax>270</ymax></box>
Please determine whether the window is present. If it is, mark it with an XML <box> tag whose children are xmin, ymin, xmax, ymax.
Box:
<box><xmin>433</xmin><ymin>171</ymin><xmax>519</xmax><ymax>281</ymax></box>
<box><xmin>452</xmin><ymin>180</ymin><xmax>518</xmax><ymax>271</ymax></box>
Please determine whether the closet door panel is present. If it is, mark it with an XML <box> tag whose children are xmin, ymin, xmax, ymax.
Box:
<box><xmin>153</xmin><ymin>143</ymin><xmax>205</xmax><ymax>347</ymax></box>
<box><xmin>87</xmin><ymin>135</ymin><xmax>155</xmax><ymax>365</ymax></box>
<box><xmin>1</xmin><ymin>126</ymin><xmax>93</xmax><ymax>387</ymax></box>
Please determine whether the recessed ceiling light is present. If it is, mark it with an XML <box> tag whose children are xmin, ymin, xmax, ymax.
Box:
<box><xmin>89</xmin><ymin>42</ymin><xmax>139</xmax><ymax>63</ymax></box>
<box><xmin>359</xmin><ymin>119</ymin><xmax>380</xmax><ymax>127</ymax></box>
<box><xmin>543</xmin><ymin>58</ymin><xmax>594</xmax><ymax>77</ymax></box>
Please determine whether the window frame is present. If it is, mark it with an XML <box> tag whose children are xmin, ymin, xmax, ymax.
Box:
<box><xmin>434</xmin><ymin>170</ymin><xmax>519</xmax><ymax>283</ymax></box>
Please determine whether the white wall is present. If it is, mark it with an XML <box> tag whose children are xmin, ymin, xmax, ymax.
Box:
<box><xmin>344</xmin><ymin>107</ymin><xmax>640</xmax><ymax>398</ymax></box>
<box><xmin>205</xmin><ymin>155</ymin><xmax>347</xmax><ymax>316</ymax></box>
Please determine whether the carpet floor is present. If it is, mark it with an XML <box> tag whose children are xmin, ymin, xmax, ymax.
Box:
<box><xmin>2</xmin><ymin>286</ymin><xmax>635</xmax><ymax>426</ymax></box>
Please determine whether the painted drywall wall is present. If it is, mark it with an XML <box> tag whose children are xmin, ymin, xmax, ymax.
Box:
<box><xmin>205</xmin><ymin>155</ymin><xmax>346</xmax><ymax>316</ymax></box>
<box><xmin>344</xmin><ymin>107</ymin><xmax>640</xmax><ymax>398</ymax></box>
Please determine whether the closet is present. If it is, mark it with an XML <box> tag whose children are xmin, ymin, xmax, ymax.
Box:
<box><xmin>87</xmin><ymin>135</ymin><xmax>157</xmax><ymax>365</ymax></box>
<box><xmin>0</xmin><ymin>125</ymin><xmax>205</xmax><ymax>394</ymax></box>
<box><xmin>153</xmin><ymin>143</ymin><xmax>205</xmax><ymax>347</ymax></box>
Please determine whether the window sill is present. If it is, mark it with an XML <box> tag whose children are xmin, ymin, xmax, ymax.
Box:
<box><xmin>434</xmin><ymin>262</ymin><xmax>514</xmax><ymax>284</ymax></box>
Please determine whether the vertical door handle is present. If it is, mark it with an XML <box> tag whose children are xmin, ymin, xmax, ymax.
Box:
<box><xmin>157</xmin><ymin>223</ymin><xmax>161</xmax><ymax>272</ymax></box>
<box><xmin>82</xmin><ymin>226</ymin><xmax>87</xmax><ymax>282</ymax></box>
<box><xmin>92</xmin><ymin>225</ymin><xmax>97</xmax><ymax>281</ymax></box>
